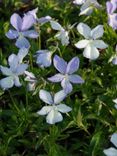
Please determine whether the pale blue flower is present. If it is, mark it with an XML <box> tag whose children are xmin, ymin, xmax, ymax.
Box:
<box><xmin>35</xmin><ymin>50</ymin><xmax>53</xmax><ymax>67</ymax></box>
<box><xmin>75</xmin><ymin>23</ymin><xmax>108</xmax><ymax>60</ymax></box>
<box><xmin>104</xmin><ymin>133</ymin><xmax>117</xmax><ymax>156</ymax></box>
<box><xmin>50</xmin><ymin>20</ymin><xmax>69</xmax><ymax>46</ymax></box>
<box><xmin>6</xmin><ymin>13</ymin><xmax>38</xmax><ymax>48</ymax></box>
<box><xmin>0</xmin><ymin>48</ymin><xmax>28</xmax><ymax>90</ymax></box>
<box><xmin>48</xmin><ymin>55</ymin><xmax>84</xmax><ymax>94</ymax></box>
<box><xmin>37</xmin><ymin>89</ymin><xmax>72</xmax><ymax>124</ymax></box>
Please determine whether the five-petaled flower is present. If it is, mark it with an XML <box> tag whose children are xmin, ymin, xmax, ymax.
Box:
<box><xmin>6</xmin><ymin>12</ymin><xmax>39</xmax><ymax>48</ymax></box>
<box><xmin>37</xmin><ymin>89</ymin><xmax>72</xmax><ymax>124</ymax></box>
<box><xmin>106</xmin><ymin>0</ymin><xmax>117</xmax><ymax>30</ymax></box>
<box><xmin>103</xmin><ymin>133</ymin><xmax>117</xmax><ymax>156</ymax></box>
<box><xmin>0</xmin><ymin>48</ymin><xmax>28</xmax><ymax>90</ymax></box>
<box><xmin>50</xmin><ymin>20</ymin><xmax>69</xmax><ymax>46</ymax></box>
<box><xmin>35</xmin><ymin>50</ymin><xmax>53</xmax><ymax>67</ymax></box>
<box><xmin>48</xmin><ymin>55</ymin><xmax>84</xmax><ymax>94</ymax></box>
<box><xmin>75</xmin><ymin>23</ymin><xmax>108</xmax><ymax>60</ymax></box>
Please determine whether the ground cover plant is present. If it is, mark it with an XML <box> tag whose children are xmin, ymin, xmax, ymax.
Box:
<box><xmin>0</xmin><ymin>0</ymin><xmax>117</xmax><ymax>156</ymax></box>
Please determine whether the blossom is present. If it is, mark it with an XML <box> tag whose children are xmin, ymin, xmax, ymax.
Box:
<box><xmin>35</xmin><ymin>50</ymin><xmax>53</xmax><ymax>67</ymax></box>
<box><xmin>6</xmin><ymin>13</ymin><xmax>39</xmax><ymax>48</ymax></box>
<box><xmin>27</xmin><ymin>7</ymin><xmax>52</xmax><ymax>25</ymax></box>
<box><xmin>103</xmin><ymin>133</ymin><xmax>117</xmax><ymax>156</ymax></box>
<box><xmin>37</xmin><ymin>89</ymin><xmax>72</xmax><ymax>124</ymax></box>
<box><xmin>74</xmin><ymin>0</ymin><xmax>101</xmax><ymax>16</ymax></box>
<box><xmin>50</xmin><ymin>20</ymin><xmax>69</xmax><ymax>46</ymax></box>
<box><xmin>75</xmin><ymin>23</ymin><xmax>108</xmax><ymax>60</ymax></box>
<box><xmin>106</xmin><ymin>0</ymin><xmax>117</xmax><ymax>30</ymax></box>
<box><xmin>24</xmin><ymin>71</ymin><xmax>37</xmax><ymax>91</ymax></box>
<box><xmin>0</xmin><ymin>48</ymin><xmax>28</xmax><ymax>90</ymax></box>
<box><xmin>48</xmin><ymin>55</ymin><xmax>84</xmax><ymax>93</ymax></box>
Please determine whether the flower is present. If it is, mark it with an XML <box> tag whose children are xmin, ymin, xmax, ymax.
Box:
<box><xmin>35</xmin><ymin>50</ymin><xmax>53</xmax><ymax>67</ymax></box>
<box><xmin>48</xmin><ymin>55</ymin><xmax>84</xmax><ymax>93</ymax></box>
<box><xmin>103</xmin><ymin>133</ymin><xmax>117</xmax><ymax>156</ymax></box>
<box><xmin>27</xmin><ymin>7</ymin><xmax>52</xmax><ymax>25</ymax></box>
<box><xmin>50</xmin><ymin>20</ymin><xmax>69</xmax><ymax>46</ymax></box>
<box><xmin>106</xmin><ymin>0</ymin><xmax>117</xmax><ymax>30</ymax></box>
<box><xmin>76</xmin><ymin>0</ymin><xmax>101</xmax><ymax>16</ymax></box>
<box><xmin>37</xmin><ymin>89</ymin><xmax>72</xmax><ymax>124</ymax></box>
<box><xmin>6</xmin><ymin>13</ymin><xmax>39</xmax><ymax>48</ymax></box>
<box><xmin>24</xmin><ymin>71</ymin><xmax>37</xmax><ymax>91</ymax></box>
<box><xmin>75</xmin><ymin>23</ymin><xmax>108</xmax><ymax>60</ymax></box>
<box><xmin>0</xmin><ymin>48</ymin><xmax>28</xmax><ymax>90</ymax></box>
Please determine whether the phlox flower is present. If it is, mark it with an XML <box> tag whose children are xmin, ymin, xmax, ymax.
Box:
<box><xmin>0</xmin><ymin>48</ymin><xmax>28</xmax><ymax>90</ymax></box>
<box><xmin>50</xmin><ymin>20</ymin><xmax>69</xmax><ymax>46</ymax></box>
<box><xmin>73</xmin><ymin>0</ymin><xmax>86</xmax><ymax>5</ymax></box>
<box><xmin>75</xmin><ymin>23</ymin><xmax>108</xmax><ymax>60</ymax></box>
<box><xmin>35</xmin><ymin>50</ymin><xmax>53</xmax><ymax>67</ymax></box>
<box><xmin>103</xmin><ymin>133</ymin><xmax>117</xmax><ymax>156</ymax></box>
<box><xmin>48</xmin><ymin>55</ymin><xmax>84</xmax><ymax>94</ymax></box>
<box><xmin>6</xmin><ymin>12</ymin><xmax>39</xmax><ymax>48</ymax></box>
<box><xmin>106</xmin><ymin>0</ymin><xmax>117</xmax><ymax>30</ymax></box>
<box><xmin>24</xmin><ymin>71</ymin><xmax>37</xmax><ymax>91</ymax></box>
<box><xmin>27</xmin><ymin>7</ymin><xmax>52</xmax><ymax>25</ymax></box>
<box><xmin>37</xmin><ymin>89</ymin><xmax>72</xmax><ymax>124</ymax></box>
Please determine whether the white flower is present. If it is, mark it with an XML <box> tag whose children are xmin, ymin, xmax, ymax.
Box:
<box><xmin>50</xmin><ymin>20</ymin><xmax>69</xmax><ymax>46</ymax></box>
<box><xmin>75</xmin><ymin>23</ymin><xmax>108</xmax><ymax>60</ymax></box>
<box><xmin>103</xmin><ymin>133</ymin><xmax>117</xmax><ymax>156</ymax></box>
<box><xmin>113</xmin><ymin>98</ymin><xmax>117</xmax><ymax>109</ymax></box>
<box><xmin>0</xmin><ymin>48</ymin><xmax>28</xmax><ymax>90</ymax></box>
<box><xmin>24</xmin><ymin>71</ymin><xmax>37</xmax><ymax>91</ymax></box>
<box><xmin>37</xmin><ymin>89</ymin><xmax>72</xmax><ymax>124</ymax></box>
<box><xmin>79</xmin><ymin>0</ymin><xmax>101</xmax><ymax>16</ymax></box>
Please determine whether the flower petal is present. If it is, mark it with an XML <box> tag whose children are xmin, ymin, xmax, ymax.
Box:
<box><xmin>39</xmin><ymin>89</ymin><xmax>53</xmax><ymax>105</ymax></box>
<box><xmin>0</xmin><ymin>66</ymin><xmax>12</xmax><ymax>76</ymax></box>
<box><xmin>69</xmin><ymin>74</ymin><xmax>84</xmax><ymax>84</ymax></box>
<box><xmin>83</xmin><ymin>45</ymin><xmax>99</xmax><ymax>60</ymax></box>
<box><xmin>0</xmin><ymin>76</ymin><xmax>14</xmax><ymax>90</ymax></box>
<box><xmin>111</xmin><ymin>133</ymin><xmax>117</xmax><ymax>148</ymax></box>
<box><xmin>8</xmin><ymin>54</ymin><xmax>19</xmax><ymax>71</ymax></box>
<box><xmin>48</xmin><ymin>74</ymin><xmax>64</xmax><ymax>82</ymax></box>
<box><xmin>50</xmin><ymin>20</ymin><xmax>63</xmax><ymax>31</ymax></box>
<box><xmin>14</xmin><ymin>76</ymin><xmax>22</xmax><ymax>87</ymax></box>
<box><xmin>37</xmin><ymin>106</ymin><xmax>52</xmax><ymax>115</ymax></box>
<box><xmin>93</xmin><ymin>40</ymin><xmax>108</xmax><ymax>49</ymax></box>
<box><xmin>113</xmin><ymin>98</ymin><xmax>117</xmax><ymax>104</ymax></box>
<box><xmin>18</xmin><ymin>48</ymin><xmax>29</xmax><ymax>63</ymax></box>
<box><xmin>22</xmin><ymin>30</ymin><xmax>39</xmax><ymax>38</ymax></box>
<box><xmin>108</xmin><ymin>13</ymin><xmax>117</xmax><ymax>30</ymax></box>
<box><xmin>103</xmin><ymin>147</ymin><xmax>117</xmax><ymax>156</ymax></box>
<box><xmin>21</xmin><ymin>14</ymin><xmax>35</xmax><ymax>31</ymax></box>
<box><xmin>46</xmin><ymin>109</ymin><xmax>63</xmax><ymax>124</ymax></box>
<box><xmin>77</xmin><ymin>22</ymin><xmax>91</xmax><ymax>39</ymax></box>
<box><xmin>53</xmin><ymin>55</ymin><xmax>67</xmax><ymax>74</ymax></box>
<box><xmin>57</xmin><ymin>104</ymin><xmax>72</xmax><ymax>113</ymax></box>
<box><xmin>15</xmin><ymin>37</ymin><xmax>30</xmax><ymax>48</ymax></box>
<box><xmin>75</xmin><ymin>40</ymin><xmax>89</xmax><ymax>49</ymax></box>
<box><xmin>6</xmin><ymin>29</ymin><xmax>19</xmax><ymax>39</ymax></box>
<box><xmin>79</xmin><ymin>6</ymin><xmax>93</xmax><ymax>16</ymax></box>
<box><xmin>91</xmin><ymin>25</ymin><xmax>104</xmax><ymax>39</ymax></box>
<box><xmin>54</xmin><ymin>90</ymin><xmax>67</xmax><ymax>104</ymax></box>
<box><xmin>38</xmin><ymin>16</ymin><xmax>52</xmax><ymax>24</ymax></box>
<box><xmin>16</xmin><ymin>64</ymin><xmax>28</xmax><ymax>75</ymax></box>
<box><xmin>106</xmin><ymin>2</ymin><xmax>113</xmax><ymax>14</ymax></box>
<box><xmin>10</xmin><ymin>13</ymin><xmax>22</xmax><ymax>31</ymax></box>
<box><xmin>61</xmin><ymin>79</ymin><xmax>73</xmax><ymax>94</ymax></box>
<box><xmin>66</xmin><ymin>57</ymin><xmax>79</xmax><ymax>74</ymax></box>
